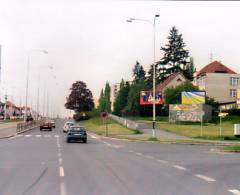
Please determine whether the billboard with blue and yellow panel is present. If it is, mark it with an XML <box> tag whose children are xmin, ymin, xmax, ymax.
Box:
<box><xmin>181</xmin><ymin>91</ymin><xmax>206</xmax><ymax>104</ymax></box>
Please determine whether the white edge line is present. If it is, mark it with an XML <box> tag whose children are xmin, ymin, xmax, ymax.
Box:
<box><xmin>228</xmin><ymin>189</ymin><xmax>240</xmax><ymax>195</ymax></box>
<box><xmin>195</xmin><ymin>174</ymin><xmax>215</xmax><ymax>182</ymax></box>
<box><xmin>173</xmin><ymin>165</ymin><xmax>187</xmax><ymax>171</ymax></box>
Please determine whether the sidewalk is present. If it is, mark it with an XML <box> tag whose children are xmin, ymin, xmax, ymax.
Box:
<box><xmin>0</xmin><ymin>122</ymin><xmax>19</xmax><ymax>138</ymax></box>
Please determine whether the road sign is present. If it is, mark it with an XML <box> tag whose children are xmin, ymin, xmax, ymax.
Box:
<box><xmin>100</xmin><ymin>112</ymin><xmax>108</xmax><ymax>119</ymax></box>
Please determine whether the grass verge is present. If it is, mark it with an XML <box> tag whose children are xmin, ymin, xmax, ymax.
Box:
<box><xmin>222</xmin><ymin>145</ymin><xmax>240</xmax><ymax>152</ymax></box>
<box><xmin>130</xmin><ymin>115</ymin><xmax>240</xmax><ymax>141</ymax></box>
<box><xmin>83</xmin><ymin>117</ymin><xmax>141</xmax><ymax>136</ymax></box>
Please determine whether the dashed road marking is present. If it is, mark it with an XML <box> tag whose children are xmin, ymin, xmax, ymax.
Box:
<box><xmin>129</xmin><ymin>150</ymin><xmax>134</xmax><ymax>153</ymax></box>
<box><xmin>25</xmin><ymin>135</ymin><xmax>32</xmax><ymax>137</ymax></box>
<box><xmin>157</xmin><ymin>159</ymin><xmax>168</xmax><ymax>164</ymax></box>
<box><xmin>195</xmin><ymin>174</ymin><xmax>216</xmax><ymax>182</ymax></box>
<box><xmin>36</xmin><ymin>135</ymin><xmax>41</xmax><ymax>137</ymax></box>
<box><xmin>59</xmin><ymin>166</ymin><xmax>64</xmax><ymax>177</ymax></box>
<box><xmin>136</xmin><ymin>152</ymin><xmax>143</xmax><ymax>156</ymax></box>
<box><xmin>54</xmin><ymin>135</ymin><xmax>59</xmax><ymax>138</ymax></box>
<box><xmin>17</xmin><ymin>134</ymin><xmax>23</xmax><ymax>137</ymax></box>
<box><xmin>229</xmin><ymin>189</ymin><xmax>240</xmax><ymax>195</ymax></box>
<box><xmin>145</xmin><ymin>155</ymin><xmax>154</xmax><ymax>159</ymax></box>
<box><xmin>173</xmin><ymin>165</ymin><xmax>187</xmax><ymax>171</ymax></box>
<box><xmin>58</xmin><ymin>153</ymin><xmax>62</xmax><ymax>157</ymax></box>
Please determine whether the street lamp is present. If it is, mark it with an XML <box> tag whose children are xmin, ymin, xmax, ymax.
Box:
<box><xmin>24</xmin><ymin>49</ymin><xmax>48</xmax><ymax>122</ymax></box>
<box><xmin>127</xmin><ymin>14</ymin><xmax>160</xmax><ymax>137</ymax></box>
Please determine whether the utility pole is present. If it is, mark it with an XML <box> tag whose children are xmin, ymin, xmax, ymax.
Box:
<box><xmin>4</xmin><ymin>93</ymin><xmax>7</xmax><ymax>120</ymax></box>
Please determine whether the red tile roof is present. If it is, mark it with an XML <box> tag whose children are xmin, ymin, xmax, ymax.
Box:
<box><xmin>197</xmin><ymin>61</ymin><xmax>236</xmax><ymax>76</ymax></box>
<box><xmin>156</xmin><ymin>72</ymin><xmax>185</xmax><ymax>92</ymax></box>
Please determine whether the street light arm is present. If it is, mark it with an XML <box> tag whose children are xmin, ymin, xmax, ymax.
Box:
<box><xmin>127</xmin><ymin>18</ymin><xmax>153</xmax><ymax>25</ymax></box>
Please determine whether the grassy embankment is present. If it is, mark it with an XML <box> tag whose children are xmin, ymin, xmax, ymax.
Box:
<box><xmin>128</xmin><ymin>115</ymin><xmax>240</xmax><ymax>140</ymax></box>
<box><xmin>83</xmin><ymin>117</ymin><xmax>141</xmax><ymax>136</ymax></box>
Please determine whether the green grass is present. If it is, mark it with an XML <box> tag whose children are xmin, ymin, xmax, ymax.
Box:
<box><xmin>130</xmin><ymin>115</ymin><xmax>240</xmax><ymax>140</ymax></box>
<box><xmin>223</xmin><ymin>145</ymin><xmax>240</xmax><ymax>152</ymax></box>
<box><xmin>83</xmin><ymin>117</ymin><xmax>140</xmax><ymax>136</ymax></box>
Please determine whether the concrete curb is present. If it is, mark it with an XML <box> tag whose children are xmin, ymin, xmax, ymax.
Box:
<box><xmin>0</xmin><ymin>125</ymin><xmax>39</xmax><ymax>139</ymax></box>
<box><xmin>87</xmin><ymin>130</ymin><xmax>240</xmax><ymax>146</ymax></box>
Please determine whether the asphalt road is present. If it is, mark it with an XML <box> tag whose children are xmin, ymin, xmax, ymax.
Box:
<box><xmin>0</xmin><ymin>119</ymin><xmax>240</xmax><ymax>195</ymax></box>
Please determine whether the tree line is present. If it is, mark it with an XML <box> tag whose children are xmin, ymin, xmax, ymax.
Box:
<box><xmin>98</xmin><ymin>26</ymin><xmax>197</xmax><ymax>116</ymax></box>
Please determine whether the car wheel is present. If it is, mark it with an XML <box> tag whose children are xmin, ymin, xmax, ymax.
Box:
<box><xmin>83</xmin><ymin>139</ymin><xmax>87</xmax><ymax>143</ymax></box>
<box><xmin>49</xmin><ymin>128</ymin><xmax>52</xmax><ymax>131</ymax></box>
<box><xmin>40</xmin><ymin>128</ymin><xmax>42</xmax><ymax>131</ymax></box>
<box><xmin>67</xmin><ymin>139</ymin><xmax>70</xmax><ymax>143</ymax></box>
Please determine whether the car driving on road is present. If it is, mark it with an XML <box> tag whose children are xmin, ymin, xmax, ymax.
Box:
<box><xmin>63</xmin><ymin>121</ymin><xmax>74</xmax><ymax>133</ymax></box>
<box><xmin>63</xmin><ymin>121</ymin><xmax>75</xmax><ymax>133</ymax></box>
<box><xmin>50</xmin><ymin>120</ymin><xmax>55</xmax><ymax>128</ymax></box>
<box><xmin>66</xmin><ymin>126</ymin><xmax>87</xmax><ymax>143</ymax></box>
<box><xmin>40</xmin><ymin>121</ymin><xmax>52</xmax><ymax>131</ymax></box>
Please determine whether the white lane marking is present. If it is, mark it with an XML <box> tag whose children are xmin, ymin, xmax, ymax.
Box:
<box><xmin>60</xmin><ymin>182</ymin><xmax>67</xmax><ymax>195</ymax></box>
<box><xmin>59</xmin><ymin>166</ymin><xmax>64</xmax><ymax>177</ymax></box>
<box><xmin>103</xmin><ymin>141</ymin><xmax>108</xmax><ymax>144</ymax></box>
<box><xmin>44</xmin><ymin>135</ymin><xmax>51</xmax><ymax>138</ymax></box>
<box><xmin>59</xmin><ymin>158</ymin><xmax>63</xmax><ymax>165</ymax></box>
<box><xmin>90</xmin><ymin>135</ymin><xmax>97</xmax><ymax>139</ymax></box>
<box><xmin>57</xmin><ymin>144</ymin><xmax>61</xmax><ymax>148</ymax></box>
<box><xmin>229</xmin><ymin>189</ymin><xmax>240</xmax><ymax>195</ymax></box>
<box><xmin>195</xmin><ymin>174</ymin><xmax>216</xmax><ymax>182</ymax></box>
<box><xmin>173</xmin><ymin>165</ymin><xmax>187</xmax><ymax>171</ymax></box>
<box><xmin>157</xmin><ymin>159</ymin><xmax>168</xmax><ymax>164</ymax></box>
<box><xmin>136</xmin><ymin>152</ymin><xmax>143</xmax><ymax>156</ymax></box>
<box><xmin>25</xmin><ymin>135</ymin><xmax>32</xmax><ymax>137</ymax></box>
<box><xmin>36</xmin><ymin>135</ymin><xmax>41</xmax><ymax>138</ymax></box>
<box><xmin>17</xmin><ymin>134</ymin><xmax>23</xmax><ymax>137</ymax></box>
<box><xmin>129</xmin><ymin>150</ymin><xmax>134</xmax><ymax>153</ymax></box>
<box><xmin>54</xmin><ymin>135</ymin><xmax>59</xmax><ymax>138</ymax></box>
<box><xmin>9</xmin><ymin>137</ymin><xmax>15</xmax><ymax>140</ymax></box>
<box><xmin>58</xmin><ymin>153</ymin><xmax>62</xmax><ymax>157</ymax></box>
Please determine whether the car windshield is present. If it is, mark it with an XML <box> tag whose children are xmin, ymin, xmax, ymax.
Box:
<box><xmin>70</xmin><ymin>127</ymin><xmax>85</xmax><ymax>132</ymax></box>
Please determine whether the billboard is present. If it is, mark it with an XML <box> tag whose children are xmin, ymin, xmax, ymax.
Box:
<box><xmin>237</xmin><ymin>89</ymin><xmax>240</xmax><ymax>105</ymax></box>
<box><xmin>181</xmin><ymin>91</ymin><xmax>205</xmax><ymax>104</ymax></box>
<box><xmin>140</xmin><ymin>91</ymin><xmax>163</xmax><ymax>105</ymax></box>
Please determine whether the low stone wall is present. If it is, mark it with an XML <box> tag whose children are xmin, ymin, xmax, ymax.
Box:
<box><xmin>109</xmin><ymin>114</ymin><xmax>140</xmax><ymax>130</ymax></box>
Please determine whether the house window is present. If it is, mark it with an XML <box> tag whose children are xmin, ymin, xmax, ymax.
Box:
<box><xmin>230</xmin><ymin>89</ymin><xmax>237</xmax><ymax>97</ymax></box>
<box><xmin>230</xmin><ymin>77</ymin><xmax>239</xmax><ymax>86</ymax></box>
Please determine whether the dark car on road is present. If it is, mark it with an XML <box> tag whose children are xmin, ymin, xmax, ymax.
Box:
<box><xmin>66</xmin><ymin>126</ymin><xmax>87</xmax><ymax>143</ymax></box>
<box><xmin>40</xmin><ymin>121</ymin><xmax>52</xmax><ymax>131</ymax></box>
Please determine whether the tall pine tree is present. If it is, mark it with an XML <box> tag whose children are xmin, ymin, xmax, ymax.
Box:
<box><xmin>132</xmin><ymin>61</ymin><xmax>146</xmax><ymax>83</ymax></box>
<box><xmin>158</xmin><ymin>26</ymin><xmax>189</xmax><ymax>81</ymax></box>
<box><xmin>183</xmin><ymin>56</ymin><xmax>196</xmax><ymax>81</ymax></box>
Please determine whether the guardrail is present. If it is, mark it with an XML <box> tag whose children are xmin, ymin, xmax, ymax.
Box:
<box><xmin>16</xmin><ymin>120</ymin><xmax>42</xmax><ymax>133</ymax></box>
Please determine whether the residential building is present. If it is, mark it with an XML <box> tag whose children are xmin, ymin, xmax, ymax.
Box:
<box><xmin>194</xmin><ymin>61</ymin><xmax>240</xmax><ymax>109</ymax></box>
<box><xmin>155</xmin><ymin>72</ymin><xmax>187</xmax><ymax>100</ymax></box>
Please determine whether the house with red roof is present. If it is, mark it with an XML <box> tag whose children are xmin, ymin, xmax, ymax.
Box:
<box><xmin>155</xmin><ymin>72</ymin><xmax>187</xmax><ymax>101</ymax></box>
<box><xmin>195</xmin><ymin>60</ymin><xmax>240</xmax><ymax>109</ymax></box>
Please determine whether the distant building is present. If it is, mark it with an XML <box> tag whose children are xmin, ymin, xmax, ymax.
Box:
<box><xmin>156</xmin><ymin>72</ymin><xmax>187</xmax><ymax>101</ymax></box>
<box><xmin>194</xmin><ymin>61</ymin><xmax>240</xmax><ymax>109</ymax></box>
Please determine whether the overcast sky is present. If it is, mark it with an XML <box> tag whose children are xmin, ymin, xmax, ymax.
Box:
<box><xmin>0</xmin><ymin>0</ymin><xmax>240</xmax><ymax>117</ymax></box>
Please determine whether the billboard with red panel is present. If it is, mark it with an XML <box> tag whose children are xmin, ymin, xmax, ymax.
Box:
<box><xmin>140</xmin><ymin>91</ymin><xmax>163</xmax><ymax>105</ymax></box>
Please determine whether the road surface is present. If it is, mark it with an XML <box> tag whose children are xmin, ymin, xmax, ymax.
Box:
<box><xmin>0</xmin><ymin>119</ymin><xmax>239</xmax><ymax>195</ymax></box>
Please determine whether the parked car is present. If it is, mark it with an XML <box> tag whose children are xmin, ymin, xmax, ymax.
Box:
<box><xmin>63</xmin><ymin>121</ymin><xmax>74</xmax><ymax>133</ymax></box>
<box><xmin>40</xmin><ymin>121</ymin><xmax>52</xmax><ymax>131</ymax></box>
<box><xmin>66</xmin><ymin>126</ymin><xmax>87</xmax><ymax>143</ymax></box>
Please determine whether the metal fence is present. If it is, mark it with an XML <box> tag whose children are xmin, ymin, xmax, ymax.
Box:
<box><xmin>16</xmin><ymin>120</ymin><xmax>41</xmax><ymax>133</ymax></box>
